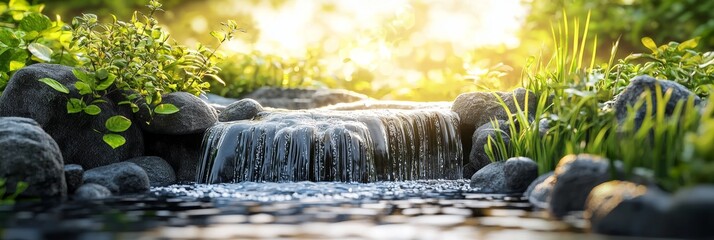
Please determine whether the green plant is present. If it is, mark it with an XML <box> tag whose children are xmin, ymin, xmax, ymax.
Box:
<box><xmin>0</xmin><ymin>0</ymin><xmax>79</xmax><ymax>93</ymax></box>
<box><xmin>611</xmin><ymin>37</ymin><xmax>714</xmax><ymax>97</ymax></box>
<box><xmin>39</xmin><ymin>0</ymin><xmax>237</xmax><ymax>148</ymax></box>
<box><xmin>0</xmin><ymin>178</ymin><xmax>28</xmax><ymax>205</ymax></box>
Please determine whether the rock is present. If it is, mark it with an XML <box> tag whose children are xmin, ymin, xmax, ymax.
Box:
<box><xmin>587</xmin><ymin>182</ymin><xmax>671</xmax><ymax>237</ymax></box>
<box><xmin>0</xmin><ymin>63</ymin><xmax>144</xmax><ymax>169</ymax></box>
<box><xmin>613</xmin><ymin>75</ymin><xmax>701</xmax><ymax>128</ymax></box>
<box><xmin>126</xmin><ymin>156</ymin><xmax>176</xmax><ymax>187</ymax></box>
<box><xmin>0</xmin><ymin>117</ymin><xmax>66</xmax><ymax>200</ymax></box>
<box><xmin>242</xmin><ymin>87</ymin><xmax>368</xmax><ymax>109</ymax></box>
<box><xmin>525</xmin><ymin>171</ymin><xmax>555</xmax><ymax>209</ymax></box>
<box><xmin>144</xmin><ymin>132</ymin><xmax>204</xmax><ymax>182</ymax></box>
<box><xmin>452</xmin><ymin>88</ymin><xmax>536</xmax><ymax>167</ymax></box>
<box><xmin>666</xmin><ymin>185</ymin><xmax>714</xmax><ymax>239</ymax></box>
<box><xmin>64</xmin><ymin>164</ymin><xmax>84</xmax><ymax>194</ymax></box>
<box><xmin>218</xmin><ymin>98</ymin><xmax>264</xmax><ymax>122</ymax></box>
<box><xmin>74</xmin><ymin>183</ymin><xmax>112</xmax><ymax>200</ymax></box>
<box><xmin>549</xmin><ymin>154</ymin><xmax>612</xmax><ymax>218</ymax></box>
<box><xmin>463</xmin><ymin>162</ymin><xmax>478</xmax><ymax>179</ymax></box>
<box><xmin>470</xmin><ymin>120</ymin><xmax>511</xmax><ymax>171</ymax></box>
<box><xmin>469</xmin><ymin>157</ymin><xmax>538</xmax><ymax>193</ymax></box>
<box><xmin>136</xmin><ymin>91</ymin><xmax>218</xmax><ymax>135</ymax></box>
<box><xmin>83</xmin><ymin>162</ymin><xmax>150</xmax><ymax>194</ymax></box>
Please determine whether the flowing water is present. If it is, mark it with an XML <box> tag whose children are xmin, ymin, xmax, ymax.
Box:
<box><xmin>197</xmin><ymin>109</ymin><xmax>463</xmax><ymax>183</ymax></box>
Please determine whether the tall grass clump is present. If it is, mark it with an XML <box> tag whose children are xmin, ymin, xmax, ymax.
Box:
<box><xmin>484</xmin><ymin>11</ymin><xmax>714</xmax><ymax>191</ymax></box>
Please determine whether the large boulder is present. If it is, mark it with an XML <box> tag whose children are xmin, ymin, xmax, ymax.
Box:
<box><xmin>0</xmin><ymin>63</ymin><xmax>144</xmax><ymax>169</ymax></box>
<box><xmin>218</xmin><ymin>98</ymin><xmax>264</xmax><ymax>122</ymax></box>
<box><xmin>469</xmin><ymin>157</ymin><xmax>538</xmax><ymax>193</ymax></box>
<box><xmin>0</xmin><ymin>117</ymin><xmax>66</xmax><ymax>200</ymax></box>
<box><xmin>136</xmin><ymin>91</ymin><xmax>218</xmax><ymax>135</ymax></box>
<box><xmin>549</xmin><ymin>154</ymin><xmax>612</xmax><ymax>218</ymax></box>
<box><xmin>470</xmin><ymin>120</ymin><xmax>511</xmax><ymax>172</ymax></box>
<box><xmin>614</xmin><ymin>75</ymin><xmax>701</xmax><ymax>128</ymax></box>
<box><xmin>586</xmin><ymin>181</ymin><xmax>670</xmax><ymax>237</ymax></box>
<box><xmin>126</xmin><ymin>156</ymin><xmax>176</xmax><ymax>187</ymax></box>
<box><xmin>83</xmin><ymin>162</ymin><xmax>150</xmax><ymax>194</ymax></box>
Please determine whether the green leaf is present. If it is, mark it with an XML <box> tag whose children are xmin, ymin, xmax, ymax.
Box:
<box><xmin>66</xmin><ymin>98</ymin><xmax>84</xmax><ymax>114</ymax></box>
<box><xmin>210</xmin><ymin>31</ymin><xmax>226</xmax><ymax>42</ymax></box>
<box><xmin>83</xmin><ymin>105</ymin><xmax>101</xmax><ymax>115</ymax></box>
<box><xmin>678</xmin><ymin>38</ymin><xmax>699</xmax><ymax>50</ymax></box>
<box><xmin>18</xmin><ymin>13</ymin><xmax>51</xmax><ymax>32</ymax></box>
<box><xmin>74</xmin><ymin>81</ymin><xmax>92</xmax><ymax>95</ymax></box>
<box><xmin>96</xmin><ymin>68</ymin><xmax>108</xmax><ymax>80</ymax></box>
<box><xmin>96</xmin><ymin>73</ymin><xmax>115</xmax><ymax>91</ymax></box>
<box><xmin>38</xmin><ymin>78</ymin><xmax>69</xmax><ymax>94</ymax></box>
<box><xmin>102</xmin><ymin>134</ymin><xmax>126</xmax><ymax>149</ymax></box>
<box><xmin>154</xmin><ymin>103</ymin><xmax>179</xmax><ymax>115</ymax></box>
<box><xmin>72</xmin><ymin>68</ymin><xmax>95</xmax><ymax>86</ymax></box>
<box><xmin>27</xmin><ymin>43</ymin><xmax>53</xmax><ymax>62</ymax></box>
<box><xmin>105</xmin><ymin>115</ymin><xmax>131</xmax><ymax>132</ymax></box>
<box><xmin>641</xmin><ymin>37</ymin><xmax>658</xmax><ymax>53</ymax></box>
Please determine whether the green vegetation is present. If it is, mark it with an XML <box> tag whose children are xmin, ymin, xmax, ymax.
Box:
<box><xmin>37</xmin><ymin>0</ymin><xmax>236</xmax><ymax>148</ymax></box>
<box><xmin>0</xmin><ymin>0</ymin><xmax>79</xmax><ymax>93</ymax></box>
<box><xmin>0</xmin><ymin>178</ymin><xmax>28</xmax><ymax>205</ymax></box>
<box><xmin>484</xmin><ymin>13</ymin><xmax>714</xmax><ymax>191</ymax></box>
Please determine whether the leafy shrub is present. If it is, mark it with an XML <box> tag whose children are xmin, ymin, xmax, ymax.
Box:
<box><xmin>40</xmin><ymin>0</ymin><xmax>236</xmax><ymax>148</ymax></box>
<box><xmin>611</xmin><ymin>37</ymin><xmax>714</xmax><ymax>97</ymax></box>
<box><xmin>0</xmin><ymin>0</ymin><xmax>79</xmax><ymax>93</ymax></box>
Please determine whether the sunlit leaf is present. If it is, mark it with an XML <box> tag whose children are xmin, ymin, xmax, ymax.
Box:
<box><xmin>102</xmin><ymin>133</ymin><xmax>126</xmax><ymax>149</ymax></box>
<box><xmin>105</xmin><ymin>115</ymin><xmax>132</xmax><ymax>132</ymax></box>
<box><xmin>641</xmin><ymin>37</ymin><xmax>658</xmax><ymax>53</ymax></box>
<box><xmin>66</xmin><ymin>98</ymin><xmax>84</xmax><ymax>114</ymax></box>
<box><xmin>74</xmin><ymin>81</ymin><xmax>92</xmax><ymax>95</ymax></box>
<box><xmin>38</xmin><ymin>78</ymin><xmax>69</xmax><ymax>94</ymax></box>
<box><xmin>27</xmin><ymin>43</ymin><xmax>52</xmax><ymax>62</ymax></box>
<box><xmin>154</xmin><ymin>103</ymin><xmax>179</xmax><ymax>114</ymax></box>
<box><xmin>83</xmin><ymin>104</ymin><xmax>101</xmax><ymax>115</ymax></box>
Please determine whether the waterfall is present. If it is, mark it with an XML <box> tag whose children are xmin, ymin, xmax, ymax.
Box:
<box><xmin>196</xmin><ymin>109</ymin><xmax>463</xmax><ymax>183</ymax></box>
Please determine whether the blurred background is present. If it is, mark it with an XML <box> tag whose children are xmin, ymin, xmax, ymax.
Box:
<box><xmin>37</xmin><ymin>0</ymin><xmax>714</xmax><ymax>101</ymax></box>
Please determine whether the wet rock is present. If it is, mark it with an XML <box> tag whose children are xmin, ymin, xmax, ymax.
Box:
<box><xmin>524</xmin><ymin>171</ymin><xmax>554</xmax><ymax>209</ymax></box>
<box><xmin>243</xmin><ymin>87</ymin><xmax>368</xmax><ymax>109</ymax></box>
<box><xmin>549</xmin><ymin>154</ymin><xmax>612</xmax><ymax>218</ymax></box>
<box><xmin>0</xmin><ymin>63</ymin><xmax>144</xmax><ymax>169</ymax></box>
<box><xmin>463</xmin><ymin>162</ymin><xmax>478</xmax><ymax>179</ymax></box>
<box><xmin>64</xmin><ymin>164</ymin><xmax>84</xmax><ymax>194</ymax></box>
<box><xmin>0</xmin><ymin>117</ymin><xmax>66</xmax><ymax>200</ymax></box>
<box><xmin>614</xmin><ymin>75</ymin><xmax>701</xmax><ymax>128</ymax></box>
<box><xmin>470</xmin><ymin>120</ymin><xmax>511</xmax><ymax>171</ymax></box>
<box><xmin>470</xmin><ymin>157</ymin><xmax>538</xmax><ymax>193</ymax></box>
<box><xmin>451</xmin><ymin>88</ymin><xmax>537</xmax><ymax>134</ymax></box>
<box><xmin>667</xmin><ymin>185</ymin><xmax>714</xmax><ymax>239</ymax></box>
<box><xmin>74</xmin><ymin>183</ymin><xmax>112</xmax><ymax>200</ymax></box>
<box><xmin>144</xmin><ymin>132</ymin><xmax>203</xmax><ymax>182</ymax></box>
<box><xmin>83</xmin><ymin>162</ymin><xmax>150</xmax><ymax>194</ymax></box>
<box><xmin>585</xmin><ymin>181</ymin><xmax>670</xmax><ymax>237</ymax></box>
<box><xmin>136</xmin><ymin>91</ymin><xmax>218</xmax><ymax>135</ymax></box>
<box><xmin>219</xmin><ymin>98</ymin><xmax>264</xmax><ymax>122</ymax></box>
<box><xmin>126</xmin><ymin>156</ymin><xmax>176</xmax><ymax>187</ymax></box>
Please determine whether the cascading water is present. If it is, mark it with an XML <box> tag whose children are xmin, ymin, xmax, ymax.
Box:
<box><xmin>196</xmin><ymin>109</ymin><xmax>463</xmax><ymax>183</ymax></box>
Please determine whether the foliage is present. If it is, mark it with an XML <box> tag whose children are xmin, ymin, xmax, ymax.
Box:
<box><xmin>39</xmin><ymin>0</ymin><xmax>236</xmax><ymax>148</ymax></box>
<box><xmin>0</xmin><ymin>178</ymin><xmax>28</xmax><ymax>205</ymax></box>
<box><xmin>0</xmin><ymin>0</ymin><xmax>79</xmax><ymax>93</ymax></box>
<box><xmin>610</xmin><ymin>37</ymin><xmax>714</xmax><ymax>97</ymax></box>
<box><xmin>485</xmin><ymin>14</ymin><xmax>712</xmax><ymax>190</ymax></box>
